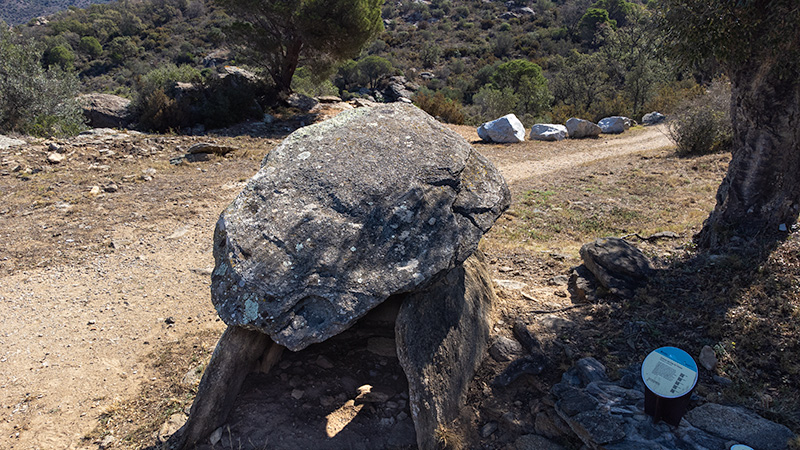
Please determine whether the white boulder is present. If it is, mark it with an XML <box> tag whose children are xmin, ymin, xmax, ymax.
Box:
<box><xmin>566</xmin><ymin>118</ymin><xmax>601</xmax><ymax>139</ymax></box>
<box><xmin>530</xmin><ymin>123</ymin><xmax>568</xmax><ymax>141</ymax></box>
<box><xmin>477</xmin><ymin>114</ymin><xmax>526</xmax><ymax>143</ymax></box>
<box><xmin>598</xmin><ymin>116</ymin><xmax>633</xmax><ymax>134</ymax></box>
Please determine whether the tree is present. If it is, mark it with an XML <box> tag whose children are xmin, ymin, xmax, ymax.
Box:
<box><xmin>578</xmin><ymin>7</ymin><xmax>615</xmax><ymax>43</ymax></box>
<box><xmin>0</xmin><ymin>27</ymin><xmax>83</xmax><ymax>137</ymax></box>
<box><xmin>490</xmin><ymin>59</ymin><xmax>552</xmax><ymax>119</ymax></box>
<box><xmin>551</xmin><ymin>50</ymin><xmax>610</xmax><ymax>116</ymax></box>
<box><xmin>660</xmin><ymin>0</ymin><xmax>800</xmax><ymax>248</ymax></box>
<box><xmin>217</xmin><ymin>0</ymin><xmax>384</xmax><ymax>100</ymax></box>
<box><xmin>599</xmin><ymin>10</ymin><xmax>670</xmax><ymax>118</ymax></box>
<box><xmin>356</xmin><ymin>55</ymin><xmax>393</xmax><ymax>89</ymax></box>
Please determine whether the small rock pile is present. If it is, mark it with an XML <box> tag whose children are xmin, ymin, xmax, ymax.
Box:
<box><xmin>548</xmin><ymin>358</ymin><xmax>796</xmax><ymax>450</ymax></box>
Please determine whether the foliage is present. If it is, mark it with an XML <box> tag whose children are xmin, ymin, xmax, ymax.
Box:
<box><xmin>79</xmin><ymin>36</ymin><xmax>102</xmax><ymax>58</ymax></box>
<box><xmin>413</xmin><ymin>90</ymin><xmax>465</xmax><ymax>125</ymax></box>
<box><xmin>490</xmin><ymin>59</ymin><xmax>552</xmax><ymax>120</ymax></box>
<box><xmin>357</xmin><ymin>55</ymin><xmax>394</xmax><ymax>89</ymax></box>
<box><xmin>216</xmin><ymin>0</ymin><xmax>384</xmax><ymax>98</ymax></box>
<box><xmin>658</xmin><ymin>0</ymin><xmax>800</xmax><ymax>74</ymax></box>
<box><xmin>42</xmin><ymin>44</ymin><xmax>76</xmax><ymax>70</ymax></box>
<box><xmin>592</xmin><ymin>0</ymin><xmax>636</xmax><ymax>27</ymax></box>
<box><xmin>471</xmin><ymin>86</ymin><xmax>518</xmax><ymax>122</ymax></box>
<box><xmin>0</xmin><ymin>27</ymin><xmax>84</xmax><ymax>137</ymax></box>
<box><xmin>291</xmin><ymin>66</ymin><xmax>339</xmax><ymax>97</ymax></box>
<box><xmin>133</xmin><ymin>64</ymin><xmax>266</xmax><ymax>132</ymax></box>
<box><xmin>667</xmin><ymin>78</ymin><xmax>732</xmax><ymax>156</ymax></box>
<box><xmin>578</xmin><ymin>7</ymin><xmax>615</xmax><ymax>43</ymax></box>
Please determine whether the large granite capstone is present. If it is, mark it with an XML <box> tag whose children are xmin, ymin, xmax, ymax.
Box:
<box><xmin>212</xmin><ymin>103</ymin><xmax>510</xmax><ymax>351</ymax></box>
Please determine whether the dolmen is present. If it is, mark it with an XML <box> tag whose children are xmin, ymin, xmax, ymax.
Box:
<box><xmin>170</xmin><ymin>103</ymin><xmax>510</xmax><ymax>450</ymax></box>
<box><xmin>477</xmin><ymin>113</ymin><xmax>526</xmax><ymax>143</ymax></box>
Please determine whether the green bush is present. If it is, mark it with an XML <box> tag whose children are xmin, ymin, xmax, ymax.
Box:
<box><xmin>79</xmin><ymin>36</ymin><xmax>103</xmax><ymax>58</ymax></box>
<box><xmin>133</xmin><ymin>64</ymin><xmax>267</xmax><ymax>132</ymax></box>
<box><xmin>414</xmin><ymin>90</ymin><xmax>465</xmax><ymax>124</ymax></box>
<box><xmin>667</xmin><ymin>78</ymin><xmax>732</xmax><ymax>156</ymax></box>
<box><xmin>0</xmin><ymin>29</ymin><xmax>84</xmax><ymax>137</ymax></box>
<box><xmin>291</xmin><ymin>66</ymin><xmax>339</xmax><ymax>97</ymax></box>
<box><xmin>43</xmin><ymin>45</ymin><xmax>76</xmax><ymax>70</ymax></box>
<box><xmin>471</xmin><ymin>86</ymin><xmax>518</xmax><ymax>122</ymax></box>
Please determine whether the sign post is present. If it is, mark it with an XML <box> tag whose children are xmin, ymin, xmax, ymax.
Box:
<box><xmin>641</xmin><ymin>346</ymin><xmax>699</xmax><ymax>426</ymax></box>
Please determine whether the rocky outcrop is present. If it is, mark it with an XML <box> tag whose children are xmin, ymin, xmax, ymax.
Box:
<box><xmin>685</xmin><ymin>403</ymin><xmax>795</xmax><ymax>450</ymax></box>
<box><xmin>77</xmin><ymin>93</ymin><xmax>132</xmax><ymax>129</ymax></box>
<box><xmin>396</xmin><ymin>251</ymin><xmax>495</xmax><ymax>450</ymax></box>
<box><xmin>286</xmin><ymin>93</ymin><xmax>319</xmax><ymax>112</ymax></box>
<box><xmin>641</xmin><ymin>112</ymin><xmax>665</xmax><ymax>126</ymax></box>
<box><xmin>477</xmin><ymin>114</ymin><xmax>526</xmax><ymax>143</ymax></box>
<box><xmin>551</xmin><ymin>359</ymin><xmax>796</xmax><ymax>450</ymax></box>
<box><xmin>566</xmin><ymin>118</ymin><xmax>601</xmax><ymax>139</ymax></box>
<box><xmin>598</xmin><ymin>116</ymin><xmax>633</xmax><ymax>134</ymax></box>
<box><xmin>211</xmin><ymin>103</ymin><xmax>510</xmax><ymax>351</ymax></box>
<box><xmin>530</xmin><ymin>124</ymin><xmax>568</xmax><ymax>141</ymax></box>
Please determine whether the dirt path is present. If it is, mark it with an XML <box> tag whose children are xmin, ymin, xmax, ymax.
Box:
<box><xmin>0</xmin><ymin>122</ymin><xmax>675</xmax><ymax>449</ymax></box>
<box><xmin>451</xmin><ymin>124</ymin><xmax>672</xmax><ymax>183</ymax></box>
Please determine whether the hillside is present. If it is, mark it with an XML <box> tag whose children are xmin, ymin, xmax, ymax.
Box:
<box><xmin>0</xmin><ymin>0</ymin><xmax>111</xmax><ymax>25</ymax></box>
<box><xmin>10</xmin><ymin>0</ymin><xmax>691</xmax><ymax>131</ymax></box>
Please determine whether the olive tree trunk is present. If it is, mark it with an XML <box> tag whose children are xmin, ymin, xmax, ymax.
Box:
<box><xmin>695</xmin><ymin>61</ymin><xmax>800</xmax><ymax>248</ymax></box>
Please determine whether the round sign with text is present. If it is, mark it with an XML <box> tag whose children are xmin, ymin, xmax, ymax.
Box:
<box><xmin>641</xmin><ymin>347</ymin><xmax>698</xmax><ymax>398</ymax></box>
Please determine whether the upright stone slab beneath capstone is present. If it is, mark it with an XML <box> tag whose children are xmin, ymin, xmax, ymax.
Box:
<box><xmin>212</xmin><ymin>103</ymin><xmax>510</xmax><ymax>351</ymax></box>
<box><xmin>395</xmin><ymin>251</ymin><xmax>496</xmax><ymax>450</ymax></box>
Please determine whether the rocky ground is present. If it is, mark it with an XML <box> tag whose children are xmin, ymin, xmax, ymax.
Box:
<box><xmin>1</xmin><ymin>110</ymin><xmax>797</xmax><ymax>450</ymax></box>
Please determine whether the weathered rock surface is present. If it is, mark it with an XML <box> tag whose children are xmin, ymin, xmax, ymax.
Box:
<box><xmin>212</xmin><ymin>103</ymin><xmax>510</xmax><ymax>351</ymax></box>
<box><xmin>77</xmin><ymin>93</ymin><xmax>132</xmax><ymax>129</ymax></box>
<box><xmin>598</xmin><ymin>116</ymin><xmax>633</xmax><ymax>134</ymax></box>
<box><xmin>642</xmin><ymin>112</ymin><xmax>665</xmax><ymax>126</ymax></box>
<box><xmin>568</xmin><ymin>264</ymin><xmax>598</xmax><ymax>303</ymax></box>
<box><xmin>395</xmin><ymin>251</ymin><xmax>495</xmax><ymax>450</ymax></box>
<box><xmin>685</xmin><ymin>403</ymin><xmax>795</xmax><ymax>450</ymax></box>
<box><xmin>286</xmin><ymin>93</ymin><xmax>319</xmax><ymax>112</ymax></box>
<box><xmin>477</xmin><ymin>114</ymin><xmax>526</xmax><ymax>143</ymax></box>
<box><xmin>530</xmin><ymin>123</ymin><xmax>568</xmax><ymax>141</ymax></box>
<box><xmin>566</xmin><ymin>118</ymin><xmax>601</xmax><ymax>139</ymax></box>
<box><xmin>187</xmin><ymin>142</ymin><xmax>238</xmax><ymax>155</ymax></box>
<box><xmin>579</xmin><ymin>237</ymin><xmax>654</xmax><ymax>297</ymax></box>
<box><xmin>514</xmin><ymin>434</ymin><xmax>565</xmax><ymax>450</ymax></box>
<box><xmin>698</xmin><ymin>345</ymin><xmax>717</xmax><ymax>371</ymax></box>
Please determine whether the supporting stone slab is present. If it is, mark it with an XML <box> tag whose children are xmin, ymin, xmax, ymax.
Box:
<box><xmin>395</xmin><ymin>251</ymin><xmax>495</xmax><ymax>450</ymax></box>
<box><xmin>168</xmin><ymin>326</ymin><xmax>272</xmax><ymax>449</ymax></box>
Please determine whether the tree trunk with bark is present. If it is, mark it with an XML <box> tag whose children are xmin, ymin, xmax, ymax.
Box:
<box><xmin>695</xmin><ymin>61</ymin><xmax>800</xmax><ymax>249</ymax></box>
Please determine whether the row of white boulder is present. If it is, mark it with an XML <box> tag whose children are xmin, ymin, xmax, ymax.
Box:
<box><xmin>477</xmin><ymin>112</ymin><xmax>665</xmax><ymax>143</ymax></box>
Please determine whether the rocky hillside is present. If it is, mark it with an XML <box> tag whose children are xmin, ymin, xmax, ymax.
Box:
<box><xmin>0</xmin><ymin>0</ymin><xmax>111</xmax><ymax>25</ymax></box>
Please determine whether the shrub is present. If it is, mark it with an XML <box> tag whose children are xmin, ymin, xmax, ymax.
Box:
<box><xmin>667</xmin><ymin>78</ymin><xmax>732</xmax><ymax>156</ymax></box>
<box><xmin>43</xmin><ymin>45</ymin><xmax>76</xmax><ymax>70</ymax></box>
<box><xmin>0</xmin><ymin>29</ymin><xmax>83</xmax><ymax>137</ymax></box>
<box><xmin>414</xmin><ymin>90</ymin><xmax>465</xmax><ymax>124</ymax></box>
<box><xmin>291</xmin><ymin>66</ymin><xmax>339</xmax><ymax>97</ymax></box>
<box><xmin>471</xmin><ymin>86</ymin><xmax>518</xmax><ymax>122</ymax></box>
<box><xmin>133</xmin><ymin>64</ymin><xmax>268</xmax><ymax>132</ymax></box>
<box><xmin>79</xmin><ymin>36</ymin><xmax>103</xmax><ymax>58</ymax></box>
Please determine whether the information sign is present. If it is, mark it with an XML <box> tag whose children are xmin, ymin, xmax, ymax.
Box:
<box><xmin>642</xmin><ymin>346</ymin><xmax>698</xmax><ymax>399</ymax></box>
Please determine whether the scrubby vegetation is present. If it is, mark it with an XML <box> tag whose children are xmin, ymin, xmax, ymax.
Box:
<box><xmin>668</xmin><ymin>78</ymin><xmax>732</xmax><ymax>156</ymax></box>
<box><xmin>1</xmin><ymin>0</ymin><xmax>717</xmax><ymax>133</ymax></box>
<box><xmin>0</xmin><ymin>26</ymin><xmax>84</xmax><ymax>136</ymax></box>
